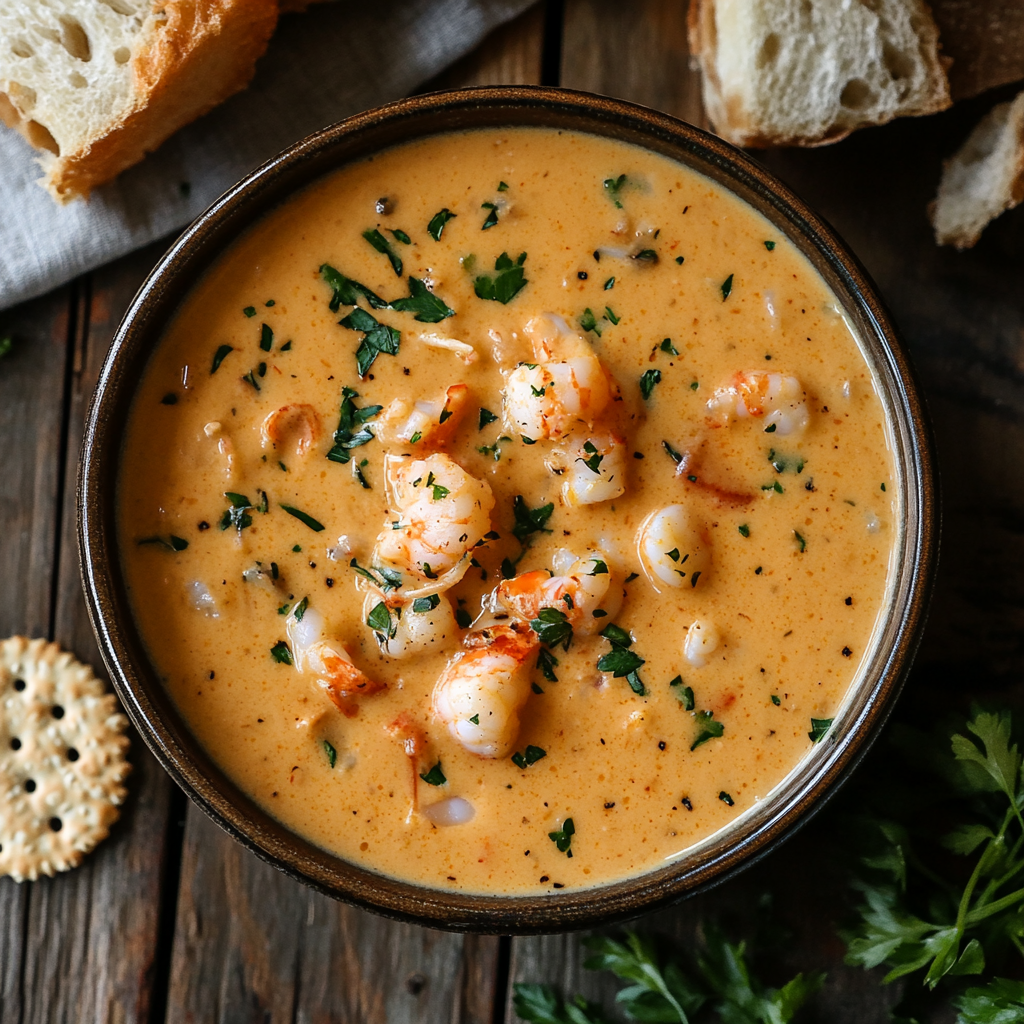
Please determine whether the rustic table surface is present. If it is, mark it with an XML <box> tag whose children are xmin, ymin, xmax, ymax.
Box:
<box><xmin>3</xmin><ymin>3</ymin><xmax>1024</xmax><ymax>1022</ymax></box>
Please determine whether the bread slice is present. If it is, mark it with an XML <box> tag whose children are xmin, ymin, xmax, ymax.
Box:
<box><xmin>931</xmin><ymin>91</ymin><xmax>1024</xmax><ymax>248</ymax></box>
<box><xmin>687</xmin><ymin>0</ymin><xmax>952</xmax><ymax>147</ymax></box>
<box><xmin>0</xmin><ymin>0</ymin><xmax>279</xmax><ymax>202</ymax></box>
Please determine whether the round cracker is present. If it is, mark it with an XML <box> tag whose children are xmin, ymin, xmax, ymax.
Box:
<box><xmin>0</xmin><ymin>636</ymin><xmax>131</xmax><ymax>882</ymax></box>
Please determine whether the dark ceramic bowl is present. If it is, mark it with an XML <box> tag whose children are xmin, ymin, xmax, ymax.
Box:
<box><xmin>79</xmin><ymin>86</ymin><xmax>937</xmax><ymax>933</ymax></box>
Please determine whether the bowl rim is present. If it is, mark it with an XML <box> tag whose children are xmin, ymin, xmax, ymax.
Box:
<box><xmin>79</xmin><ymin>84</ymin><xmax>938</xmax><ymax>933</ymax></box>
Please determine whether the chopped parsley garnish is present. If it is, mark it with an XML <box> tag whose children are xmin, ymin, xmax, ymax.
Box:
<box><xmin>548</xmin><ymin>818</ymin><xmax>575</xmax><ymax>856</ymax></box>
<box><xmin>469</xmin><ymin>714</ymin><xmax>480</xmax><ymax>724</ymax></box>
<box><xmin>390</xmin><ymin>277</ymin><xmax>455</xmax><ymax>323</ymax></box>
<box><xmin>352</xmin><ymin>460</ymin><xmax>370</xmax><ymax>489</ymax></box>
<box><xmin>474</xmin><ymin>251</ymin><xmax>528</xmax><ymax>304</ymax></box>
<box><xmin>670</xmin><ymin>676</ymin><xmax>695</xmax><ymax>710</ymax></box>
<box><xmin>389</xmin><ymin>228</ymin><xmax>411</xmax><ymax>244</ymax></box>
<box><xmin>270</xmin><ymin>641</ymin><xmax>292</xmax><ymax>665</ymax></box>
<box><xmin>501</xmin><ymin>557</ymin><xmax>517</xmax><ymax>579</ymax></box>
<box><xmin>511</xmin><ymin>745</ymin><xmax>547</xmax><ymax>769</ymax></box>
<box><xmin>256</xmin><ymin>490</ymin><xmax>269</xmax><ymax>514</ymax></box>
<box><xmin>721</xmin><ymin>274</ymin><xmax>734</xmax><ymax>300</ymax></box>
<box><xmin>588</xmin><ymin>560</ymin><xmax>608</xmax><ymax>576</ymax></box>
<box><xmin>579</xmin><ymin>308</ymin><xmax>601</xmax><ymax>336</ymax></box>
<box><xmin>675</xmin><ymin>255</ymin><xmax>685</xmax><ymax>264</ymax></box>
<box><xmin>137</xmin><ymin>535</ymin><xmax>189</xmax><ymax>552</ymax></box>
<box><xmin>430</xmin><ymin>481</ymin><xmax>450</xmax><ymax>501</ymax></box>
<box><xmin>481</xmin><ymin>202</ymin><xmax>499</xmax><ymax>229</ymax></box>
<box><xmin>220</xmin><ymin>492</ymin><xmax>254</xmax><ymax>532</ymax></box>
<box><xmin>662</xmin><ymin>440</ymin><xmax>683</xmax><ymax>464</ymax></box>
<box><xmin>362</xmin><ymin>228</ymin><xmax>402</xmax><ymax>276</ymax></box>
<box><xmin>478</xmin><ymin>407</ymin><xmax>498</xmax><ymax>429</ymax></box>
<box><xmin>293</xmin><ymin>596</ymin><xmax>308</xmax><ymax>621</ymax></box>
<box><xmin>579</xmin><ymin>440</ymin><xmax>604</xmax><ymax>474</ymax></box>
<box><xmin>719</xmin><ymin>791</ymin><xmax>734</xmax><ymax>806</ymax></box>
<box><xmin>349</xmin><ymin>558</ymin><xmax>402</xmax><ymax>592</ymax></box>
<box><xmin>498</xmin><ymin>181</ymin><xmax>509</xmax><ymax>191</ymax></box>
<box><xmin>322</xmin><ymin>740</ymin><xmax>337</xmax><ymax>768</ymax></box>
<box><xmin>762</xmin><ymin>480</ymin><xmax>784</xmax><ymax>494</ymax></box>
<box><xmin>259</xmin><ymin>323</ymin><xmax>273</xmax><ymax>351</ymax></box>
<box><xmin>327</xmin><ymin>386</ymin><xmax>381</xmax><ymax>464</ymax></box>
<box><xmin>477</xmin><ymin>437</ymin><xmax>510</xmax><ymax>461</ymax></box>
<box><xmin>531</xmin><ymin>607</ymin><xmax>574</xmax><ymax>651</ymax></box>
<box><xmin>691</xmin><ymin>710</ymin><xmax>725</xmax><ymax>750</ymax></box>
<box><xmin>794</xmin><ymin>530</ymin><xmax>806</xmax><ymax>552</ymax></box>
<box><xmin>211</xmin><ymin>345</ymin><xmax>233</xmax><ymax>374</ymax></box>
<box><xmin>768</xmin><ymin>449</ymin><xmax>786</xmax><ymax>472</ymax></box>
<box><xmin>511</xmin><ymin>496</ymin><xmax>554</xmax><ymax>543</ymax></box>
<box><xmin>603</xmin><ymin>174</ymin><xmax>627</xmax><ymax>208</ymax></box>
<box><xmin>243</xmin><ymin>306</ymin><xmax>256</xmax><ymax>317</ymax></box>
<box><xmin>738</xmin><ymin>524</ymin><xmax>750</xmax><ymax>537</ymax></box>
<box><xmin>280</xmin><ymin>504</ymin><xmax>325</xmax><ymax>532</ymax></box>
<box><xmin>427</xmin><ymin>208</ymin><xmax>456</xmax><ymax>241</ymax></box>
<box><xmin>598</xmin><ymin>624</ymin><xmax>645</xmax><ymax>695</ymax></box>
<box><xmin>366</xmin><ymin>600</ymin><xmax>396</xmax><ymax>640</ymax></box>
<box><xmin>412</xmin><ymin>594</ymin><xmax>440</xmax><ymax>613</ymax></box>
<box><xmin>604</xmin><ymin>277</ymin><xmax>615</xmax><ymax>290</ymax></box>
<box><xmin>639</xmin><ymin>368</ymin><xmax>662</xmax><ymax>400</ymax></box>
<box><xmin>537</xmin><ymin>648</ymin><xmax>559</xmax><ymax>682</ymax></box>
<box><xmin>604</xmin><ymin>306</ymin><xmax>620</xmax><ymax>325</ymax></box>
<box><xmin>633</xmin><ymin>249</ymin><xmax>658</xmax><ymax>263</ymax></box>
<box><xmin>660</xmin><ymin>338</ymin><xmax>679</xmax><ymax>355</ymax></box>
<box><xmin>419</xmin><ymin>761</ymin><xmax>446</xmax><ymax>786</ymax></box>
<box><xmin>340</xmin><ymin>306</ymin><xmax>401</xmax><ymax>377</ymax></box>
<box><xmin>764</xmin><ymin>240</ymin><xmax>776</xmax><ymax>250</ymax></box>
<box><xmin>319</xmin><ymin>264</ymin><xmax>389</xmax><ymax>311</ymax></box>
<box><xmin>809</xmin><ymin>717</ymin><xmax>833</xmax><ymax>743</ymax></box>
<box><xmin>771</xmin><ymin>694</ymin><xmax>781</xmax><ymax>706</ymax></box>
<box><xmin>455</xmin><ymin>607</ymin><xmax>472</xmax><ymax>629</ymax></box>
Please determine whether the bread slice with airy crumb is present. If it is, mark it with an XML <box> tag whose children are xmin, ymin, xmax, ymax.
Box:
<box><xmin>687</xmin><ymin>0</ymin><xmax>951</xmax><ymax>147</ymax></box>
<box><xmin>931</xmin><ymin>91</ymin><xmax>1024</xmax><ymax>248</ymax></box>
<box><xmin>0</xmin><ymin>0</ymin><xmax>279</xmax><ymax>202</ymax></box>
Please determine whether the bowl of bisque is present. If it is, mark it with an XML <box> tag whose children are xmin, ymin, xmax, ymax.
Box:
<box><xmin>79</xmin><ymin>86</ymin><xmax>937</xmax><ymax>932</ymax></box>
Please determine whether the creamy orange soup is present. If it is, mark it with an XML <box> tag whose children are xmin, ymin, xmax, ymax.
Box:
<box><xmin>118</xmin><ymin>128</ymin><xmax>896</xmax><ymax>894</ymax></box>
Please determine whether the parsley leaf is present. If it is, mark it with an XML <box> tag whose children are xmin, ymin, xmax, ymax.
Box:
<box><xmin>474</xmin><ymin>251</ymin><xmax>528</xmax><ymax>304</ymax></box>
<box><xmin>219</xmin><ymin>491</ymin><xmax>254</xmax><ymax>532</ymax></box>
<box><xmin>363</xmin><ymin>228</ymin><xmax>403</xmax><ymax>276</ymax></box>
<box><xmin>721</xmin><ymin>273</ymin><xmax>734</xmax><ymax>300</ymax></box>
<box><xmin>366</xmin><ymin>600</ymin><xmax>396</xmax><ymax>640</ymax></box>
<box><xmin>512</xmin><ymin>984</ymin><xmax>607</xmax><ymax>1024</ymax></box>
<box><xmin>327</xmin><ymin>386</ymin><xmax>382</xmax><ymax>464</ymax></box>
<box><xmin>603</xmin><ymin>174</ymin><xmax>627</xmax><ymax>208</ymax></box>
<box><xmin>661</xmin><ymin>338</ymin><xmax>679</xmax><ymax>355</ymax></box>
<box><xmin>419</xmin><ymin>761</ymin><xmax>446</xmax><ymax>786</ymax></box>
<box><xmin>548</xmin><ymin>817</ymin><xmax>575</xmax><ymax>856</ymax></box>
<box><xmin>137</xmin><ymin>535</ymin><xmax>189</xmax><ymax>552</ymax></box>
<box><xmin>538</xmin><ymin>648</ymin><xmax>559</xmax><ymax>682</ymax></box>
<box><xmin>390</xmin><ymin>277</ymin><xmax>456</xmax><ymax>323</ymax></box>
<box><xmin>640</xmin><ymin>368</ymin><xmax>662</xmax><ymax>400</ymax></box>
<box><xmin>412</xmin><ymin>594</ymin><xmax>440</xmax><ymax>613</ymax></box>
<box><xmin>531</xmin><ymin>607</ymin><xmax>574</xmax><ymax>652</ymax></box>
<box><xmin>579</xmin><ymin>307</ymin><xmax>602</xmax><ymax>337</ymax></box>
<box><xmin>478</xmin><ymin>407</ymin><xmax>498</xmax><ymax>429</ymax></box>
<box><xmin>211</xmin><ymin>344</ymin><xmax>233</xmax><ymax>374</ymax></box>
<box><xmin>954</xmin><ymin>979</ymin><xmax>1024</xmax><ymax>1023</ymax></box>
<box><xmin>671</xmin><ymin>676</ymin><xmax>695</xmax><ymax>710</ymax></box>
<box><xmin>319</xmin><ymin>264</ymin><xmax>389</xmax><ymax>311</ymax></box>
<box><xmin>427</xmin><ymin>208</ymin><xmax>456</xmax><ymax>241</ymax></box>
<box><xmin>389</xmin><ymin>228</ymin><xmax>411</xmax><ymax>244</ymax></box>
<box><xmin>809</xmin><ymin>718</ymin><xmax>832</xmax><ymax>743</ymax></box>
<box><xmin>511</xmin><ymin>745</ymin><xmax>547</xmax><ymax>769</ymax></box>
<box><xmin>512</xmin><ymin>496</ymin><xmax>554</xmax><ymax>543</ymax></box>
<box><xmin>349</xmin><ymin>558</ymin><xmax>402</xmax><ymax>592</ymax></box>
<box><xmin>481</xmin><ymin>201</ymin><xmax>499</xmax><ymax>229</ymax></box>
<box><xmin>270</xmin><ymin>641</ymin><xmax>293</xmax><ymax>665</ymax></box>
<box><xmin>340</xmin><ymin>306</ymin><xmax>400</xmax><ymax>377</ymax></box>
<box><xmin>280</xmin><ymin>504</ymin><xmax>325</xmax><ymax>532</ymax></box>
<box><xmin>691</xmin><ymin>710</ymin><xmax>725</xmax><ymax>750</ymax></box>
<box><xmin>598</xmin><ymin>624</ymin><xmax>646</xmax><ymax>695</ymax></box>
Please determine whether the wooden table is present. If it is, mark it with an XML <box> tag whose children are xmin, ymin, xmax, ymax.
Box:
<box><xmin>3</xmin><ymin>3</ymin><xmax>1023</xmax><ymax>1021</ymax></box>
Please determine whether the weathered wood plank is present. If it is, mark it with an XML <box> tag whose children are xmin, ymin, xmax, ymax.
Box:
<box><xmin>0</xmin><ymin>283</ymin><xmax>72</xmax><ymax>1024</ymax></box>
<box><xmin>561</xmin><ymin>0</ymin><xmax>707</xmax><ymax>129</ymax></box>
<box><xmin>162</xmin><ymin>13</ymin><xmax>549</xmax><ymax>1023</ymax></box>
<box><xmin>932</xmin><ymin>0</ymin><xmax>1024</xmax><ymax>101</ymax></box>
<box><xmin>12</xmin><ymin>243</ymin><xmax>179</xmax><ymax>1024</ymax></box>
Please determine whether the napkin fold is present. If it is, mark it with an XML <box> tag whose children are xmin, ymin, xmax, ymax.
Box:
<box><xmin>0</xmin><ymin>0</ymin><xmax>536</xmax><ymax>312</ymax></box>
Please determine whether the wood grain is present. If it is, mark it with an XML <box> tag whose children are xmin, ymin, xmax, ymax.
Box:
<box><xmin>561</xmin><ymin>0</ymin><xmax>707</xmax><ymax>129</ymax></box>
<box><xmin>0</xmin><ymin>284</ymin><xmax>72</xmax><ymax>1024</ymax></box>
<box><xmin>933</xmin><ymin>0</ymin><xmax>1024</xmax><ymax>102</ymax></box>
<box><xmin>9</xmin><ymin>247</ymin><xmax>179</xmax><ymax>1024</ymax></box>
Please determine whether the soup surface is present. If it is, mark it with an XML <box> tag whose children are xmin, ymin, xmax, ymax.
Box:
<box><xmin>119</xmin><ymin>128</ymin><xmax>896</xmax><ymax>894</ymax></box>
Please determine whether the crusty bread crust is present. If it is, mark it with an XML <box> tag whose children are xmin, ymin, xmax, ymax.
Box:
<box><xmin>688</xmin><ymin>0</ymin><xmax>951</xmax><ymax>149</ymax></box>
<box><xmin>50</xmin><ymin>0</ymin><xmax>278</xmax><ymax>202</ymax></box>
<box><xmin>0</xmin><ymin>1</ymin><xmax>278</xmax><ymax>203</ymax></box>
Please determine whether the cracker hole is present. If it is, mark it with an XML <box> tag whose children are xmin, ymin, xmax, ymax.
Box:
<box><xmin>10</xmin><ymin>737</ymin><xmax>21</xmax><ymax>750</ymax></box>
<box><xmin>51</xmin><ymin>705</ymin><xmax>64</xmax><ymax>719</ymax></box>
<box><xmin>11</xmin><ymin>41</ymin><xmax>33</xmax><ymax>58</ymax></box>
<box><xmin>24</xmin><ymin>779</ymin><xmax>36</xmax><ymax>793</ymax></box>
<box><xmin>58</xmin><ymin>16</ymin><xmax>91</xmax><ymax>61</ymax></box>
<box><xmin>69</xmin><ymin>71</ymin><xmax>87</xmax><ymax>88</ymax></box>
<box><xmin>13</xmin><ymin>678</ymin><xmax>25</xmax><ymax>691</ymax></box>
<box><xmin>67</xmin><ymin>747</ymin><xmax>79</xmax><ymax>761</ymax></box>
<box><xmin>49</xmin><ymin>817</ymin><xmax>62</xmax><ymax>832</ymax></box>
<box><xmin>113</xmin><ymin>46</ymin><xmax>130</xmax><ymax>64</ymax></box>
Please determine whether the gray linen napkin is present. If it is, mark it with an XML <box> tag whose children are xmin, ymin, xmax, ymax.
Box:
<box><xmin>0</xmin><ymin>0</ymin><xmax>536</xmax><ymax>312</ymax></box>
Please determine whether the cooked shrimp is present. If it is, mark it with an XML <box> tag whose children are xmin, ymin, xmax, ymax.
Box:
<box><xmin>363</xmin><ymin>591</ymin><xmax>459</xmax><ymax>658</ymax></box>
<box><xmin>561</xmin><ymin>432</ymin><xmax>627</xmax><ymax>506</ymax></box>
<box><xmin>492</xmin><ymin>551</ymin><xmax>623</xmax><ymax>636</ymax></box>
<box><xmin>375</xmin><ymin>383</ymin><xmax>469</xmax><ymax>449</ymax></box>
<box><xmin>503</xmin><ymin>314</ymin><xmax>613</xmax><ymax>441</ymax></box>
<box><xmin>417</xmin><ymin>333</ymin><xmax>478</xmax><ymax>365</ymax></box>
<box><xmin>202</xmin><ymin>421</ymin><xmax>235</xmax><ymax>480</ymax></box>
<box><xmin>386</xmin><ymin>712</ymin><xmax>427</xmax><ymax>818</ymax></box>
<box><xmin>261</xmin><ymin>404</ymin><xmax>321</xmax><ymax>455</ymax></box>
<box><xmin>706</xmin><ymin>372</ymin><xmax>809</xmax><ymax>435</ymax></box>
<box><xmin>286</xmin><ymin>602</ymin><xmax>384</xmax><ymax>713</ymax></box>
<box><xmin>374</xmin><ymin>453</ymin><xmax>495</xmax><ymax>580</ymax></box>
<box><xmin>432</xmin><ymin>636</ymin><xmax>535</xmax><ymax>758</ymax></box>
<box><xmin>637</xmin><ymin>504</ymin><xmax>710</xmax><ymax>591</ymax></box>
<box><xmin>684</xmin><ymin>619</ymin><xmax>720</xmax><ymax>667</ymax></box>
